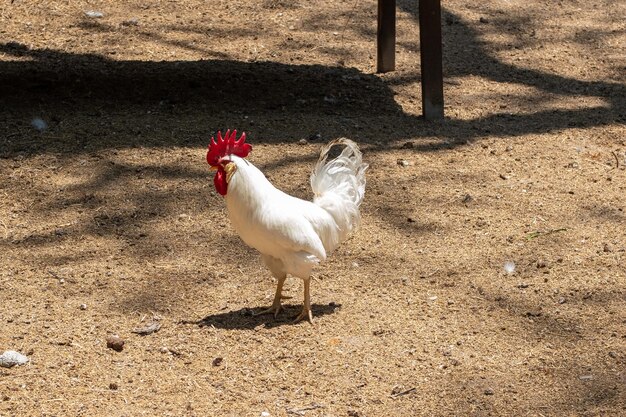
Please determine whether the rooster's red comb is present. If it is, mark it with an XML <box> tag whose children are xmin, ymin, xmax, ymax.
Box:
<box><xmin>206</xmin><ymin>129</ymin><xmax>252</xmax><ymax>166</ymax></box>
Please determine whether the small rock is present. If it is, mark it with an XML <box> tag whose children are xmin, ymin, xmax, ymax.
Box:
<box><xmin>579</xmin><ymin>375</ymin><xmax>593</xmax><ymax>381</ymax></box>
<box><xmin>499</xmin><ymin>173</ymin><xmax>508</xmax><ymax>180</ymax></box>
<box><xmin>462</xmin><ymin>194</ymin><xmax>473</xmax><ymax>205</ymax></box>
<box><xmin>31</xmin><ymin>118</ymin><xmax>47</xmax><ymax>131</ymax></box>
<box><xmin>603</xmin><ymin>243</ymin><xmax>613</xmax><ymax>253</ymax></box>
<box><xmin>307</xmin><ymin>132</ymin><xmax>322</xmax><ymax>141</ymax></box>
<box><xmin>484</xmin><ymin>388</ymin><xmax>494</xmax><ymax>395</ymax></box>
<box><xmin>120</xmin><ymin>18</ymin><xmax>139</xmax><ymax>26</ymax></box>
<box><xmin>298</xmin><ymin>139</ymin><xmax>308</xmax><ymax>145</ymax></box>
<box><xmin>260</xmin><ymin>412</ymin><xmax>270</xmax><ymax>417</ymax></box>
<box><xmin>0</xmin><ymin>351</ymin><xmax>30</xmax><ymax>368</ymax></box>
<box><xmin>397</xmin><ymin>159</ymin><xmax>410</xmax><ymax>167</ymax></box>
<box><xmin>85</xmin><ymin>10</ymin><xmax>104</xmax><ymax>18</ymax></box>
<box><xmin>401</xmin><ymin>141</ymin><xmax>414</xmax><ymax>149</ymax></box>
<box><xmin>558</xmin><ymin>297</ymin><xmax>566</xmax><ymax>304</ymax></box>
<box><xmin>79</xmin><ymin>303</ymin><xmax>87</xmax><ymax>310</ymax></box>
<box><xmin>608</xmin><ymin>351</ymin><xmax>617</xmax><ymax>358</ymax></box>
<box><xmin>109</xmin><ymin>382</ymin><xmax>118</xmax><ymax>390</ymax></box>
<box><xmin>536</xmin><ymin>260</ymin><xmax>548</xmax><ymax>268</ymax></box>
<box><xmin>479</xmin><ymin>17</ymin><xmax>490</xmax><ymax>24</ymax></box>
<box><xmin>212</xmin><ymin>357</ymin><xmax>223</xmax><ymax>367</ymax></box>
<box><xmin>106</xmin><ymin>335</ymin><xmax>125</xmax><ymax>352</ymax></box>
<box><xmin>517</xmin><ymin>283</ymin><xmax>529</xmax><ymax>289</ymax></box>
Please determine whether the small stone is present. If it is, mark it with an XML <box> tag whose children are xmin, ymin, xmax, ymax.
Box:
<box><xmin>579</xmin><ymin>375</ymin><xmax>593</xmax><ymax>381</ymax></box>
<box><xmin>120</xmin><ymin>18</ymin><xmax>139</xmax><ymax>26</ymax></box>
<box><xmin>536</xmin><ymin>260</ymin><xmax>547</xmax><ymax>268</ymax></box>
<box><xmin>479</xmin><ymin>17</ymin><xmax>490</xmax><ymax>24</ymax></box>
<box><xmin>79</xmin><ymin>303</ymin><xmax>87</xmax><ymax>310</ymax></box>
<box><xmin>603</xmin><ymin>243</ymin><xmax>613</xmax><ymax>253</ymax></box>
<box><xmin>31</xmin><ymin>118</ymin><xmax>48</xmax><ymax>131</ymax></box>
<box><xmin>307</xmin><ymin>132</ymin><xmax>322</xmax><ymax>141</ymax></box>
<box><xmin>109</xmin><ymin>382</ymin><xmax>118</xmax><ymax>390</ymax></box>
<box><xmin>558</xmin><ymin>297</ymin><xmax>566</xmax><ymax>304</ymax></box>
<box><xmin>0</xmin><ymin>351</ymin><xmax>29</xmax><ymax>368</ymax></box>
<box><xmin>401</xmin><ymin>141</ymin><xmax>414</xmax><ymax>149</ymax></box>
<box><xmin>397</xmin><ymin>159</ymin><xmax>410</xmax><ymax>167</ymax></box>
<box><xmin>484</xmin><ymin>388</ymin><xmax>494</xmax><ymax>395</ymax></box>
<box><xmin>212</xmin><ymin>357</ymin><xmax>223</xmax><ymax>367</ymax></box>
<box><xmin>298</xmin><ymin>139</ymin><xmax>308</xmax><ymax>145</ymax></box>
<box><xmin>462</xmin><ymin>194</ymin><xmax>473</xmax><ymax>205</ymax></box>
<box><xmin>85</xmin><ymin>11</ymin><xmax>104</xmax><ymax>18</ymax></box>
<box><xmin>106</xmin><ymin>335</ymin><xmax>124</xmax><ymax>352</ymax></box>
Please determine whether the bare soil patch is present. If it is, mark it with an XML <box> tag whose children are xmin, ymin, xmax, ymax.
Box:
<box><xmin>1</xmin><ymin>1</ymin><xmax>625</xmax><ymax>416</ymax></box>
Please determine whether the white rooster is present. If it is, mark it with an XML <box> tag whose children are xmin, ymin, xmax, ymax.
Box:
<box><xmin>207</xmin><ymin>130</ymin><xmax>368</xmax><ymax>323</ymax></box>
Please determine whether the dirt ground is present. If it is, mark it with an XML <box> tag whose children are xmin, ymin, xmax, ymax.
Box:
<box><xmin>1</xmin><ymin>0</ymin><xmax>625</xmax><ymax>416</ymax></box>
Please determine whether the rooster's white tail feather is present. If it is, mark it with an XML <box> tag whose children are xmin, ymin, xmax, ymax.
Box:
<box><xmin>310</xmin><ymin>139</ymin><xmax>368</xmax><ymax>251</ymax></box>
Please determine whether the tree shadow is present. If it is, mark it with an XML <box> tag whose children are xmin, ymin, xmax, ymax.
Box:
<box><xmin>183</xmin><ymin>302</ymin><xmax>341</xmax><ymax>329</ymax></box>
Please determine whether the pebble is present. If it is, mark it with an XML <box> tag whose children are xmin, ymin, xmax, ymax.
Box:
<box><xmin>484</xmin><ymin>388</ymin><xmax>494</xmax><ymax>395</ymax></box>
<box><xmin>212</xmin><ymin>357</ymin><xmax>223</xmax><ymax>367</ymax></box>
<box><xmin>31</xmin><ymin>118</ymin><xmax>47</xmax><ymax>131</ymax></box>
<box><xmin>397</xmin><ymin>159</ymin><xmax>410</xmax><ymax>167</ymax></box>
<box><xmin>0</xmin><ymin>351</ymin><xmax>29</xmax><ymax>368</ymax></box>
<box><xmin>85</xmin><ymin>11</ymin><xmax>104</xmax><ymax>18</ymax></box>
<box><xmin>106</xmin><ymin>335</ymin><xmax>125</xmax><ymax>352</ymax></box>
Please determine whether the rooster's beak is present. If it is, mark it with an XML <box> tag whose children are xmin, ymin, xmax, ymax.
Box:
<box><xmin>210</xmin><ymin>165</ymin><xmax>218</xmax><ymax>171</ymax></box>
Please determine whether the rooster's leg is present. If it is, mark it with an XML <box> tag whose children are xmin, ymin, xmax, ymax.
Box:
<box><xmin>254</xmin><ymin>275</ymin><xmax>286</xmax><ymax>318</ymax></box>
<box><xmin>293</xmin><ymin>277</ymin><xmax>313</xmax><ymax>324</ymax></box>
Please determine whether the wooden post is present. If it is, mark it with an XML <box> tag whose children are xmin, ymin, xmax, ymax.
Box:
<box><xmin>377</xmin><ymin>0</ymin><xmax>396</xmax><ymax>73</ymax></box>
<box><xmin>419</xmin><ymin>0</ymin><xmax>444</xmax><ymax>120</ymax></box>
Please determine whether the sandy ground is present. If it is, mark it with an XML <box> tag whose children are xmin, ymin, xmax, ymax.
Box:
<box><xmin>1</xmin><ymin>0</ymin><xmax>625</xmax><ymax>416</ymax></box>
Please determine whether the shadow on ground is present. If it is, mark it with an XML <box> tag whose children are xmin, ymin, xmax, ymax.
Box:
<box><xmin>184</xmin><ymin>303</ymin><xmax>341</xmax><ymax>329</ymax></box>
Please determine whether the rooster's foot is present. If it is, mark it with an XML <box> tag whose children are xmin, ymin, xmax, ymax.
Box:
<box><xmin>292</xmin><ymin>307</ymin><xmax>313</xmax><ymax>324</ymax></box>
<box><xmin>253</xmin><ymin>303</ymin><xmax>282</xmax><ymax>318</ymax></box>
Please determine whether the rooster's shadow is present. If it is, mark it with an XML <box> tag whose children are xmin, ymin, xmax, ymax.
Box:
<box><xmin>185</xmin><ymin>303</ymin><xmax>341</xmax><ymax>329</ymax></box>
